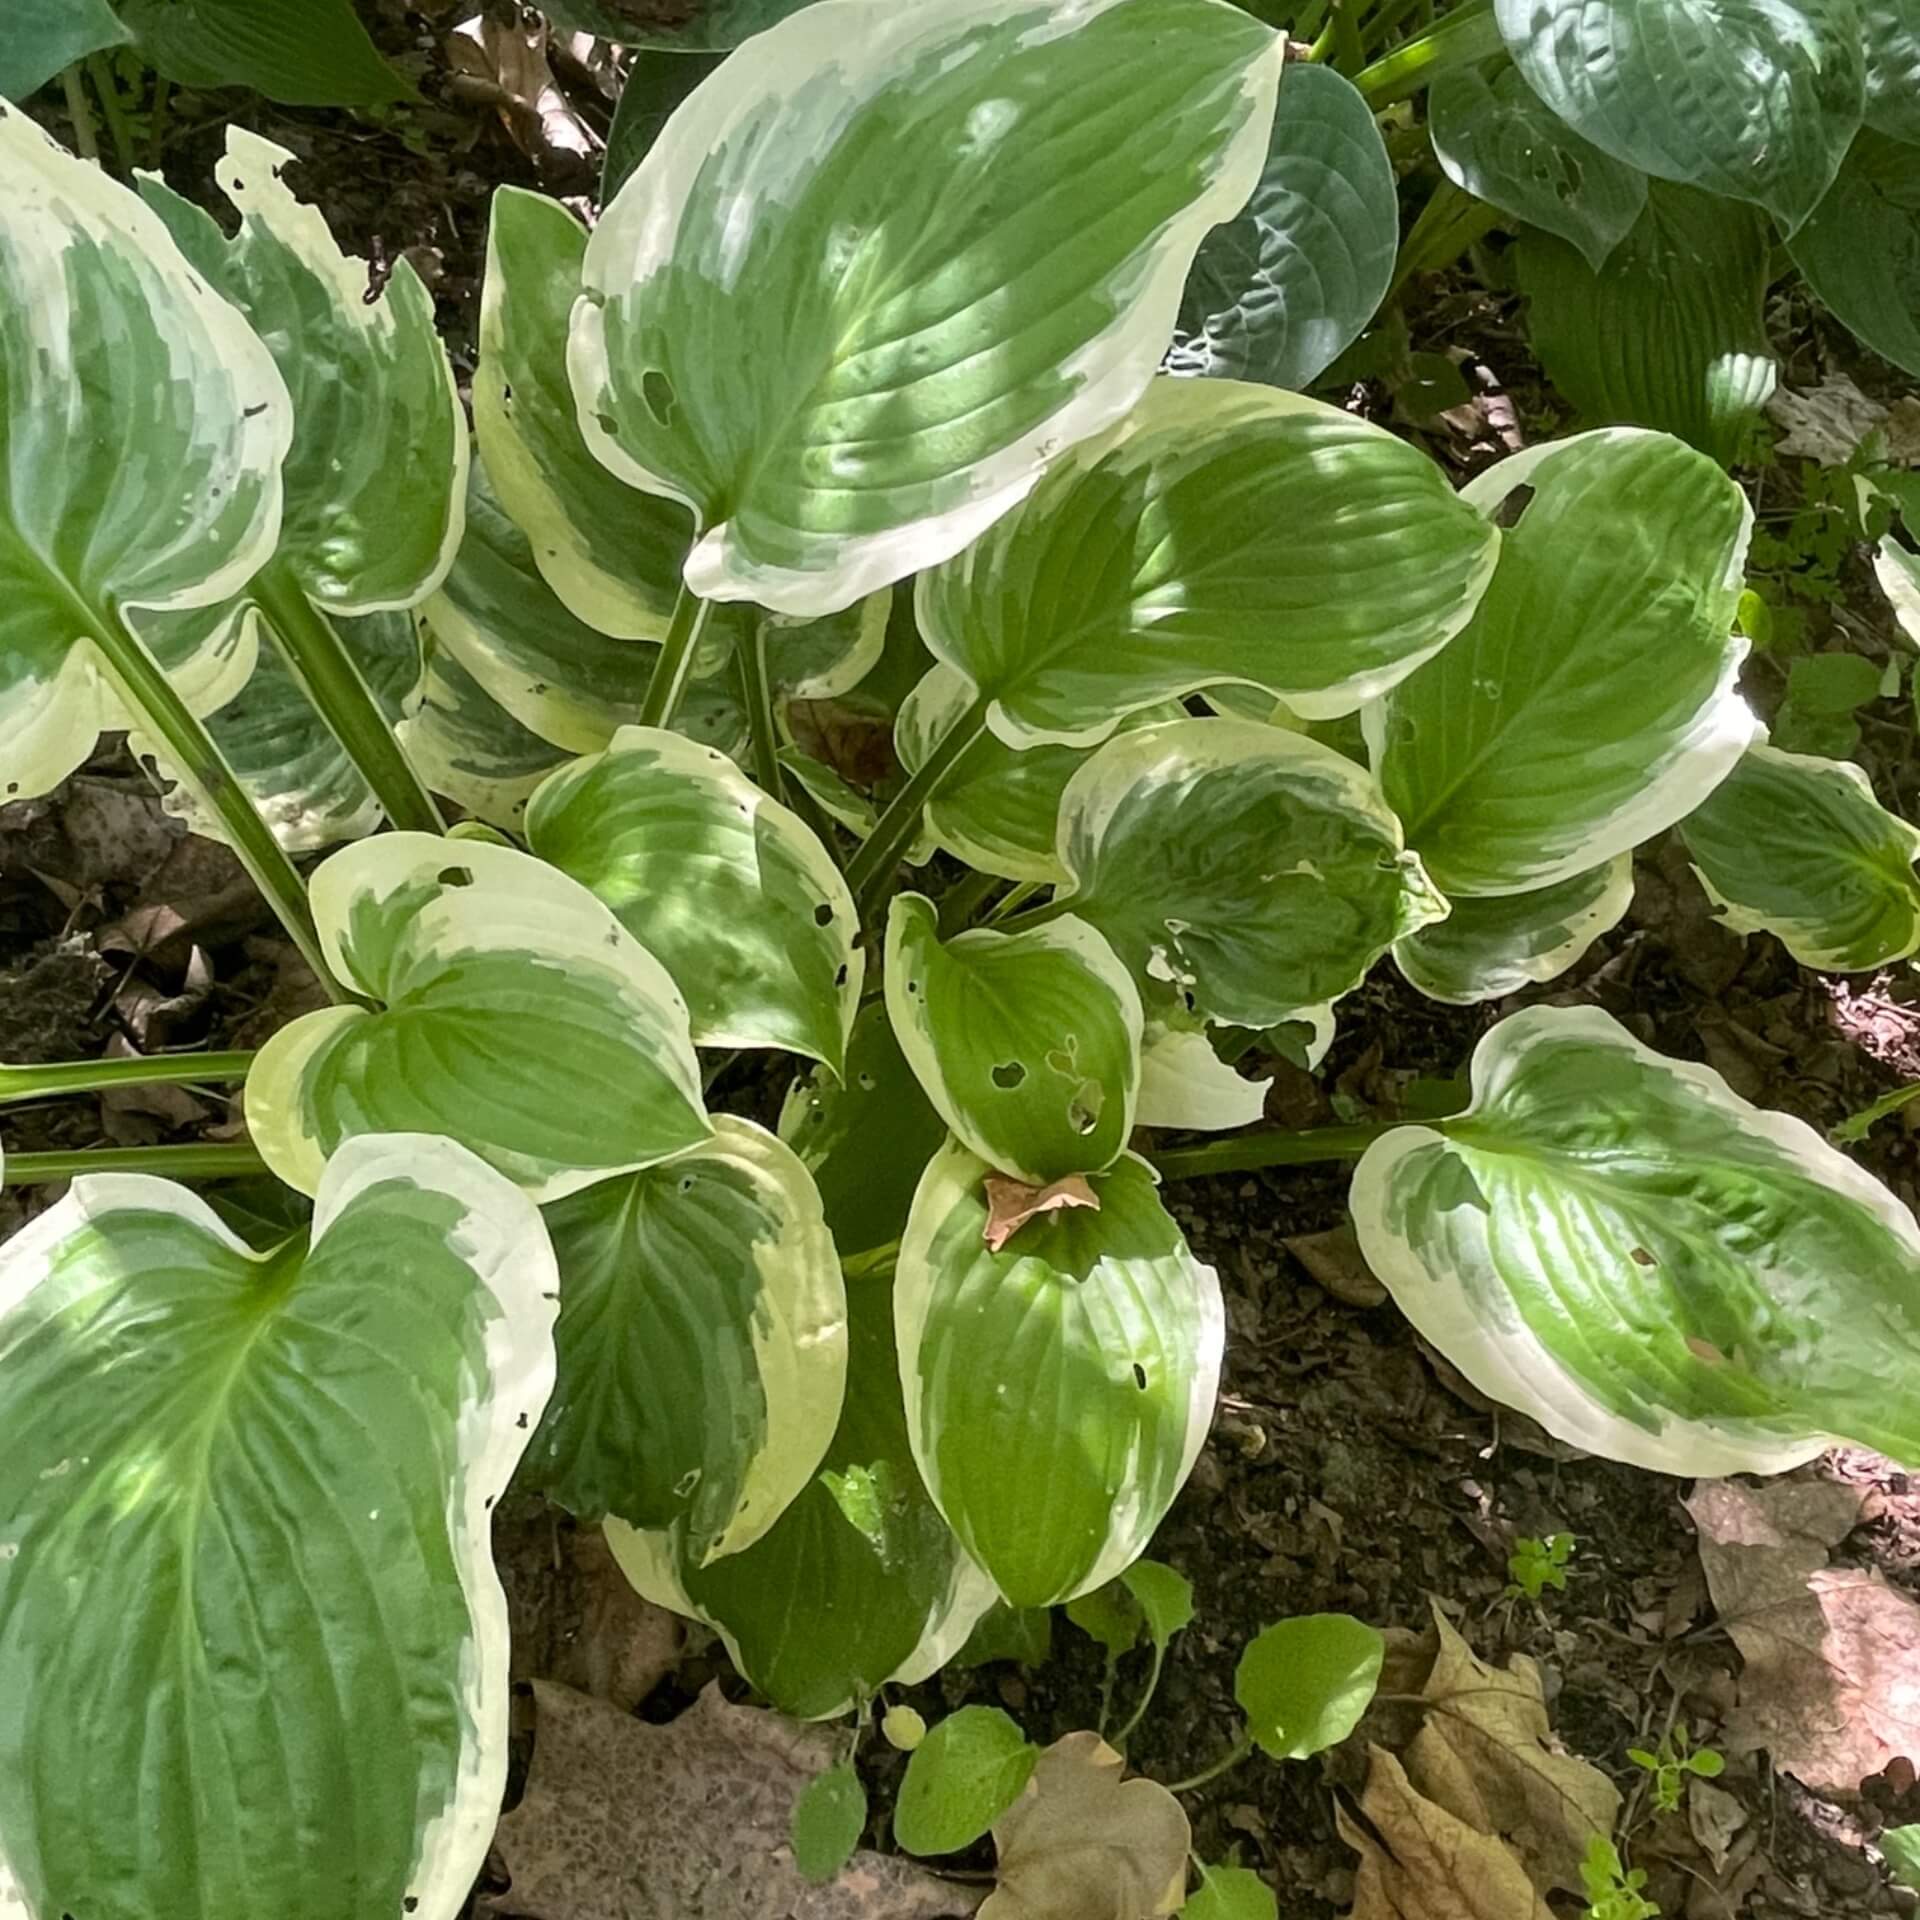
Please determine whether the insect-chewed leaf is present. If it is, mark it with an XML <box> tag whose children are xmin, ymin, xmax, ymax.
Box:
<box><xmin>526</xmin><ymin>725</ymin><xmax>861</xmax><ymax>1071</ymax></box>
<box><xmin>475</xmin><ymin>186</ymin><xmax>691</xmax><ymax>639</ymax></box>
<box><xmin>1393</xmin><ymin>855</ymin><xmax>1633</xmax><ymax>1006</ymax></box>
<box><xmin>1169</xmin><ymin>63</ymin><xmax>1396</xmax><ymax>391</ymax></box>
<box><xmin>1371</xmin><ymin>429</ymin><xmax>1755</xmax><ymax>896</ymax></box>
<box><xmin>919</xmin><ymin>379</ymin><xmax>1499</xmax><ymax>743</ymax></box>
<box><xmin>527</xmin><ymin>1116</ymin><xmax>847</xmax><ymax>1562</ymax></box>
<box><xmin>1678</xmin><ymin>745</ymin><xmax>1920</xmax><ymax>971</ymax></box>
<box><xmin>569</xmin><ymin>0</ymin><xmax>1283</xmax><ymax>615</ymax></box>
<box><xmin>897</xmin><ymin>1140</ymin><xmax>1223</xmax><ymax>1606</ymax></box>
<box><xmin>1137</xmin><ymin>1013</ymin><xmax>1274</xmax><ymax>1132</ymax></box>
<box><xmin>1352</xmin><ymin>1003</ymin><xmax>1920</xmax><ymax>1475</ymax></box>
<box><xmin>1429</xmin><ymin>57</ymin><xmax>1647</xmax><ymax>269</ymax></box>
<box><xmin>246</xmin><ymin>832</ymin><xmax>709</xmax><ymax>1200</ymax></box>
<box><xmin>885</xmin><ymin>893</ymin><xmax>1142</xmax><ymax>1186</ymax></box>
<box><xmin>0</xmin><ymin>106</ymin><xmax>287</xmax><ymax>802</ymax></box>
<box><xmin>1493</xmin><ymin>0</ymin><xmax>1864</xmax><ymax>234</ymax></box>
<box><xmin>1055</xmin><ymin>717</ymin><xmax>1446</xmax><ymax>1030</ymax></box>
<box><xmin>398</xmin><ymin>639</ymin><xmax>572</xmax><ymax>831</ymax></box>
<box><xmin>0</xmin><ymin>1134</ymin><xmax>556</xmax><ymax>1920</ymax></box>
<box><xmin>1517</xmin><ymin>181</ymin><xmax>1776</xmax><ymax>463</ymax></box>
<box><xmin>606</xmin><ymin>1265</ymin><xmax>997</xmax><ymax>1719</ymax></box>
<box><xmin>1788</xmin><ymin>130</ymin><xmax>1920</xmax><ymax>380</ymax></box>
<box><xmin>1865</xmin><ymin>0</ymin><xmax>1920</xmax><ymax>144</ymax></box>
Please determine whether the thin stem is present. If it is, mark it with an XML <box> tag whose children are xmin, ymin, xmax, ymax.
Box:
<box><xmin>1149</xmin><ymin>1119</ymin><xmax>1404</xmax><ymax>1181</ymax></box>
<box><xmin>1291</xmin><ymin>0</ymin><xmax>1330</xmax><ymax>38</ymax></box>
<box><xmin>1362</xmin><ymin>0</ymin><xmax>1430</xmax><ymax>56</ymax></box>
<box><xmin>845</xmin><ymin>693</ymin><xmax>992</xmax><ymax>916</ymax></box>
<box><xmin>992</xmin><ymin>894</ymin><xmax>1072</xmax><ymax>936</ymax></box>
<box><xmin>253</xmin><ymin>563</ymin><xmax>446</xmax><ymax>836</ymax></box>
<box><xmin>1354</xmin><ymin>0</ymin><xmax>1499</xmax><ymax>108</ymax></box>
<box><xmin>1164</xmin><ymin>1733</ymin><xmax>1254</xmax><ymax>1796</ymax></box>
<box><xmin>639</xmin><ymin>582</ymin><xmax>716</xmax><ymax>730</ymax></box>
<box><xmin>1113</xmin><ymin>1643</ymin><xmax>1167</xmax><ymax>1747</ymax></box>
<box><xmin>734</xmin><ymin>616</ymin><xmax>784</xmax><ymax>796</ymax></box>
<box><xmin>87</xmin><ymin>53</ymin><xmax>135</xmax><ymax>174</ymax></box>
<box><xmin>983</xmin><ymin>880</ymin><xmax>1046</xmax><ymax>926</ymax></box>
<box><xmin>0</xmin><ymin>1051</ymin><xmax>255</xmax><ymax>1108</ymax></box>
<box><xmin>1331</xmin><ymin>2</ymin><xmax>1366</xmax><ymax>72</ymax></box>
<box><xmin>937</xmin><ymin>867</ymin><xmax>1002</xmax><ymax>937</ymax></box>
<box><xmin>1</xmin><ymin>1142</ymin><xmax>269</xmax><ymax>1186</ymax></box>
<box><xmin>1388</xmin><ymin>179</ymin><xmax>1501</xmax><ymax>296</ymax></box>
<box><xmin>61</xmin><ymin>64</ymin><xmax>99</xmax><ymax>162</ymax></box>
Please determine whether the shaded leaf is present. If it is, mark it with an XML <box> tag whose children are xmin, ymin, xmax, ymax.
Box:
<box><xmin>792</xmin><ymin>1763</ymin><xmax>868</xmax><ymax>1884</ymax></box>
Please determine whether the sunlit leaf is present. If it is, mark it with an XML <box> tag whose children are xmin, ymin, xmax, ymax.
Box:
<box><xmin>895</xmin><ymin>1707</ymin><xmax>1037</xmax><ymax>1856</ymax></box>
<box><xmin>398</xmin><ymin>636</ymin><xmax>571</xmax><ymax>831</ymax></box>
<box><xmin>1235</xmin><ymin>1613</ymin><xmax>1384</xmax><ymax>1760</ymax></box>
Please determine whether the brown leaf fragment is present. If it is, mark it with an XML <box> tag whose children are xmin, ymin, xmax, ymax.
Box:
<box><xmin>1283</xmin><ymin>1223</ymin><xmax>1387</xmax><ymax>1308</ymax></box>
<box><xmin>982</xmin><ymin>1174</ymin><xmax>1099</xmax><ymax>1253</ymax></box>
<box><xmin>447</xmin><ymin>14</ymin><xmax>598</xmax><ymax>167</ymax></box>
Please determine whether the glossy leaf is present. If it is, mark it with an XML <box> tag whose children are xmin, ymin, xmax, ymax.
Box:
<box><xmin>398</xmin><ymin>637</ymin><xmax>571</xmax><ymax>831</ymax></box>
<box><xmin>1056</xmin><ymin>717</ymin><xmax>1447</xmax><ymax>1028</ymax></box>
<box><xmin>1879</xmin><ymin>538</ymin><xmax>1920</xmax><ymax>644</ymax></box>
<box><xmin>1679</xmin><ymin>745</ymin><xmax>1920</xmax><ymax>970</ymax></box>
<box><xmin>1352</xmin><ymin>1004</ymin><xmax>1920</xmax><ymax>1473</ymax></box>
<box><xmin>1788</xmin><ymin>130</ymin><xmax>1920</xmax><ymax>379</ymax></box>
<box><xmin>570</xmin><ymin>0</ymin><xmax>1283</xmax><ymax>614</ymax></box>
<box><xmin>1137</xmin><ymin>1014</ymin><xmax>1274</xmax><ymax>1132</ymax></box>
<box><xmin>1371</xmin><ymin>429</ymin><xmax>1755</xmax><ymax>895</ymax></box>
<box><xmin>895</xmin><ymin>1708</ymin><xmax>1038</xmax><ymax>1856</ymax></box>
<box><xmin>1865</xmin><ymin>0</ymin><xmax>1920</xmax><ymax>144</ymax></box>
<box><xmin>246</xmin><ymin>833</ymin><xmax>708</xmax><ymax>1201</ymax></box>
<box><xmin>919</xmin><ymin>378</ymin><xmax>1500</xmax><ymax>743</ymax></box>
<box><xmin>527</xmin><ymin>1117</ymin><xmax>847</xmax><ymax>1563</ymax></box>
<box><xmin>898</xmin><ymin>1141</ymin><xmax>1224</xmax><ymax>1606</ymax></box>
<box><xmin>0</xmin><ymin>0</ymin><xmax>128</xmax><ymax>102</ymax></box>
<box><xmin>886</xmin><ymin>893</ymin><xmax>1142</xmax><ymax>1185</ymax></box>
<box><xmin>0</xmin><ymin>1134</ymin><xmax>556</xmax><ymax>1920</ymax></box>
<box><xmin>118</xmin><ymin>0</ymin><xmax>407</xmax><ymax>105</ymax></box>
<box><xmin>1235</xmin><ymin>1614</ymin><xmax>1384</xmax><ymax>1761</ymax></box>
<box><xmin>1169</xmin><ymin>63</ymin><xmax>1396</xmax><ymax>390</ymax></box>
<box><xmin>526</xmin><ymin>725</ymin><xmax>861</xmax><ymax>1070</ymax></box>
<box><xmin>603</xmin><ymin>50</ymin><xmax>728</xmax><ymax>202</ymax></box>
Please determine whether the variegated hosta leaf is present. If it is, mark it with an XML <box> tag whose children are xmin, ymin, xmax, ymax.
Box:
<box><xmin>1168</xmin><ymin>63</ymin><xmax>1396</xmax><ymax>391</ymax></box>
<box><xmin>606</xmin><ymin>1265</ymin><xmax>996</xmax><ymax>1718</ymax></box>
<box><xmin>0</xmin><ymin>1134</ymin><xmax>557</xmax><ymax>1920</ymax></box>
<box><xmin>1352</xmin><ymin>1004</ymin><xmax>1920</xmax><ymax>1473</ymax></box>
<box><xmin>246</xmin><ymin>833</ymin><xmax>708</xmax><ymax>1199</ymax></box>
<box><xmin>764</xmin><ymin>589</ymin><xmax>891</xmax><ymax>703</ymax></box>
<box><xmin>1370</xmin><ymin>429</ymin><xmax>1755</xmax><ymax>896</ymax></box>
<box><xmin>1865</xmin><ymin>0</ymin><xmax>1920</xmax><ymax>144</ymax></box>
<box><xmin>1787</xmin><ymin>130</ymin><xmax>1920</xmax><ymax>380</ymax></box>
<box><xmin>137</xmin><ymin>126</ymin><xmax>465</xmax><ymax>613</ymax></box>
<box><xmin>525</xmin><ymin>726</ymin><xmax>860</xmax><ymax>1071</ymax></box>
<box><xmin>1678</xmin><ymin>744</ymin><xmax>1920</xmax><ymax>970</ymax></box>
<box><xmin>1136</xmin><ymin>1008</ymin><xmax>1273</xmax><ymax>1131</ymax></box>
<box><xmin>1429</xmin><ymin>58</ymin><xmax>1647</xmax><ymax>270</ymax></box>
<box><xmin>1493</xmin><ymin>0</ymin><xmax>1865</xmax><ymax>234</ymax></box>
<box><xmin>1517</xmin><ymin>182</ymin><xmax>1776</xmax><ymax>464</ymax></box>
<box><xmin>1393</xmin><ymin>855</ymin><xmax>1633</xmax><ymax>1005</ymax></box>
<box><xmin>1054</xmin><ymin>717</ymin><xmax>1447</xmax><ymax>1029</ymax></box>
<box><xmin>898</xmin><ymin>1142</ymin><xmax>1224</xmax><ymax>1606</ymax></box>
<box><xmin>475</xmin><ymin>186</ymin><xmax>691</xmax><ymax>639</ymax></box>
<box><xmin>527</xmin><ymin>1116</ymin><xmax>847</xmax><ymax>1562</ymax></box>
<box><xmin>398</xmin><ymin>637</ymin><xmax>572</xmax><ymax>831</ymax></box>
<box><xmin>0</xmin><ymin>106</ymin><xmax>287</xmax><ymax>801</ymax></box>
<box><xmin>1880</xmin><ymin>538</ymin><xmax>1920</xmax><ymax>643</ymax></box>
<box><xmin>920</xmin><ymin>379</ymin><xmax>1499</xmax><ymax>745</ymax></box>
<box><xmin>885</xmin><ymin>892</ymin><xmax>1142</xmax><ymax>1185</ymax></box>
<box><xmin>570</xmin><ymin>0</ymin><xmax>1283</xmax><ymax>615</ymax></box>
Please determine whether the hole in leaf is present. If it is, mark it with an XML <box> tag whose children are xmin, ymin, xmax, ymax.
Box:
<box><xmin>991</xmin><ymin>1061</ymin><xmax>1026</xmax><ymax>1089</ymax></box>
<box><xmin>834</xmin><ymin>964</ymin><xmax>849</xmax><ymax>987</ymax></box>
<box><xmin>515</xmin><ymin>1412</ymin><xmax>529</xmax><ymax>1430</ymax></box>
<box><xmin>814</xmin><ymin>903</ymin><xmax>834</xmax><ymax>926</ymax></box>
<box><xmin>857</xmin><ymin>1072</ymin><xmax>876</xmax><ymax>1092</ymax></box>
<box><xmin>1131</xmin><ymin>1363</ymin><xmax>1148</xmax><ymax>1390</ymax></box>
<box><xmin>641</xmin><ymin>368</ymin><xmax>677</xmax><ymax>427</ymax></box>
<box><xmin>678</xmin><ymin>1174</ymin><xmax>696</xmax><ymax>1194</ymax></box>
<box><xmin>437</xmin><ymin>866</ymin><xmax>474</xmax><ymax>888</ymax></box>
<box><xmin>406</xmin><ymin>1902</ymin><xmax>420</xmax><ymax>1915</ymax></box>
<box><xmin>1490</xmin><ymin>482</ymin><xmax>1536</xmax><ymax>529</ymax></box>
<box><xmin>1630</xmin><ymin>1246</ymin><xmax>1656</xmax><ymax>1266</ymax></box>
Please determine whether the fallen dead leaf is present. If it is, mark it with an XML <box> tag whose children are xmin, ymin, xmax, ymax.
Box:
<box><xmin>485</xmin><ymin>1682</ymin><xmax>978</xmax><ymax>1920</ymax></box>
<box><xmin>1687</xmin><ymin>1780</ymin><xmax>1748</xmax><ymax>1875</ymax></box>
<box><xmin>980</xmin><ymin>1732</ymin><xmax>1188</xmax><ymax>1920</ymax></box>
<box><xmin>447</xmin><ymin>13</ymin><xmax>598</xmax><ymax>168</ymax></box>
<box><xmin>982</xmin><ymin>1174</ymin><xmax>1099</xmax><ymax>1254</ymax></box>
<box><xmin>1767</xmin><ymin>376</ymin><xmax>1888</xmax><ymax>465</ymax></box>
<box><xmin>1283</xmin><ymin>1223</ymin><xmax>1387</xmax><ymax>1309</ymax></box>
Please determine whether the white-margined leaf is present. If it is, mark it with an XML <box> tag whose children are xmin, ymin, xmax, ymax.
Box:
<box><xmin>764</xmin><ymin>590</ymin><xmax>891</xmax><ymax>703</ymax></box>
<box><xmin>898</xmin><ymin>1142</ymin><xmax>1224</xmax><ymax>1606</ymax></box>
<box><xmin>0</xmin><ymin>106</ymin><xmax>287</xmax><ymax>801</ymax></box>
<box><xmin>1429</xmin><ymin>58</ymin><xmax>1647</xmax><ymax>269</ymax></box>
<box><xmin>0</xmin><ymin>1133</ymin><xmax>556</xmax><ymax>1920</ymax></box>
<box><xmin>1865</xmin><ymin>0</ymin><xmax>1920</xmax><ymax>145</ymax></box>
<box><xmin>1788</xmin><ymin>130</ymin><xmax>1920</xmax><ymax>379</ymax></box>
<box><xmin>1879</xmin><ymin>538</ymin><xmax>1920</xmax><ymax>644</ymax></box>
<box><xmin>1393</xmin><ymin>855</ymin><xmax>1633</xmax><ymax>1005</ymax></box>
<box><xmin>1493</xmin><ymin>0</ymin><xmax>1865</xmax><ymax>234</ymax></box>
<box><xmin>1055</xmin><ymin>716</ymin><xmax>1447</xmax><ymax>1029</ymax></box>
<box><xmin>1168</xmin><ymin>63</ymin><xmax>1397</xmax><ymax>391</ymax></box>
<box><xmin>526</xmin><ymin>726</ymin><xmax>861</xmax><ymax>1071</ymax></box>
<box><xmin>398</xmin><ymin>637</ymin><xmax>572</xmax><ymax>831</ymax></box>
<box><xmin>1136</xmin><ymin>1011</ymin><xmax>1273</xmax><ymax>1131</ymax></box>
<box><xmin>1679</xmin><ymin>744</ymin><xmax>1920</xmax><ymax>970</ymax></box>
<box><xmin>246</xmin><ymin>833</ymin><xmax>708</xmax><ymax>1200</ymax></box>
<box><xmin>569</xmin><ymin>0</ymin><xmax>1283</xmax><ymax>615</ymax></box>
<box><xmin>528</xmin><ymin>1117</ymin><xmax>847</xmax><ymax>1562</ymax></box>
<box><xmin>885</xmin><ymin>893</ymin><xmax>1142</xmax><ymax>1185</ymax></box>
<box><xmin>918</xmin><ymin>379</ymin><xmax>1499</xmax><ymax>744</ymax></box>
<box><xmin>1370</xmin><ymin>429</ymin><xmax>1755</xmax><ymax>895</ymax></box>
<box><xmin>1352</xmin><ymin>1004</ymin><xmax>1920</xmax><ymax>1474</ymax></box>
<box><xmin>606</xmin><ymin>1264</ymin><xmax>996</xmax><ymax>1718</ymax></box>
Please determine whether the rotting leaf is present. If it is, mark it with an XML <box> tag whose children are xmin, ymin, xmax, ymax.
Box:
<box><xmin>981</xmin><ymin>1173</ymin><xmax>1100</xmax><ymax>1254</ymax></box>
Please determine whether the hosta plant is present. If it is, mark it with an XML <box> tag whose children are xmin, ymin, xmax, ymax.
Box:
<box><xmin>5</xmin><ymin>2</ymin><xmax>1920</xmax><ymax>1913</ymax></box>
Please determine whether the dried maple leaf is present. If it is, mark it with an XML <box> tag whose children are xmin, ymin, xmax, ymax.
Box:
<box><xmin>982</xmin><ymin>1175</ymin><xmax>1099</xmax><ymax>1254</ymax></box>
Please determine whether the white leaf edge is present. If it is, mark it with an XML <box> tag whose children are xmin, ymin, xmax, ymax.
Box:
<box><xmin>1136</xmin><ymin>1020</ymin><xmax>1273</xmax><ymax>1130</ymax></box>
<box><xmin>1878</xmin><ymin>537</ymin><xmax>1920</xmax><ymax>646</ymax></box>
<box><xmin>768</xmin><ymin>589</ymin><xmax>892</xmax><ymax>702</ymax></box>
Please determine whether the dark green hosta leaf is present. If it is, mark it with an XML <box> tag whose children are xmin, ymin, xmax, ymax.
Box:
<box><xmin>399</xmin><ymin>637</ymin><xmax>571</xmax><ymax>831</ymax></box>
<box><xmin>1679</xmin><ymin>745</ymin><xmax>1920</xmax><ymax>970</ymax></box>
<box><xmin>1235</xmin><ymin>1614</ymin><xmax>1383</xmax><ymax>1760</ymax></box>
<box><xmin>920</xmin><ymin>380</ymin><xmax>1498</xmax><ymax>744</ymax></box>
<box><xmin>1789</xmin><ymin>130</ymin><xmax>1920</xmax><ymax>379</ymax></box>
<box><xmin>528</xmin><ymin>1117</ymin><xmax>846</xmax><ymax>1562</ymax></box>
<box><xmin>1056</xmin><ymin>717</ymin><xmax>1446</xmax><ymax>1029</ymax></box>
<box><xmin>1169</xmin><ymin>63</ymin><xmax>1396</xmax><ymax>391</ymax></box>
<box><xmin>526</xmin><ymin>726</ymin><xmax>860</xmax><ymax>1070</ymax></box>
<box><xmin>571</xmin><ymin>0</ymin><xmax>1282</xmax><ymax>614</ymax></box>
<box><xmin>1373</xmin><ymin>429</ymin><xmax>1754</xmax><ymax>895</ymax></box>
<box><xmin>895</xmin><ymin>1708</ymin><xmax>1038</xmax><ymax>1855</ymax></box>
<box><xmin>1865</xmin><ymin>0</ymin><xmax>1920</xmax><ymax>145</ymax></box>
<box><xmin>247</xmin><ymin>833</ymin><xmax>708</xmax><ymax>1200</ymax></box>
<box><xmin>0</xmin><ymin>0</ymin><xmax>129</xmax><ymax>101</ymax></box>
<box><xmin>117</xmin><ymin>0</ymin><xmax>408</xmax><ymax>105</ymax></box>
<box><xmin>1393</xmin><ymin>856</ymin><xmax>1633</xmax><ymax>1006</ymax></box>
<box><xmin>1352</xmin><ymin>1004</ymin><xmax>1920</xmax><ymax>1472</ymax></box>
<box><xmin>1429</xmin><ymin>58</ymin><xmax>1646</xmax><ymax>269</ymax></box>
<box><xmin>886</xmin><ymin>892</ymin><xmax>1142</xmax><ymax>1185</ymax></box>
<box><xmin>0</xmin><ymin>1136</ymin><xmax>556</xmax><ymax>1920</ymax></box>
<box><xmin>544</xmin><ymin>0</ymin><xmax>821</xmax><ymax>48</ymax></box>
<box><xmin>898</xmin><ymin>1143</ymin><xmax>1223</xmax><ymax>1606</ymax></box>
<box><xmin>606</xmin><ymin>1266</ymin><xmax>996</xmax><ymax>1718</ymax></box>
<box><xmin>1518</xmin><ymin>182</ymin><xmax>1775</xmax><ymax>463</ymax></box>
<box><xmin>1493</xmin><ymin>0</ymin><xmax>1864</xmax><ymax>233</ymax></box>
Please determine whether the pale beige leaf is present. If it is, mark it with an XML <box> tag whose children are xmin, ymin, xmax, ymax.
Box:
<box><xmin>981</xmin><ymin>1174</ymin><xmax>1100</xmax><ymax>1255</ymax></box>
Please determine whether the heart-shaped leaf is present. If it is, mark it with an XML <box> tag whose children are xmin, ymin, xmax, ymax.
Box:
<box><xmin>1235</xmin><ymin>1613</ymin><xmax>1384</xmax><ymax>1760</ymax></box>
<box><xmin>1788</xmin><ymin>130</ymin><xmax>1920</xmax><ymax>380</ymax></box>
<box><xmin>1123</xmin><ymin>1560</ymin><xmax>1196</xmax><ymax>1648</ymax></box>
<box><xmin>895</xmin><ymin>1707</ymin><xmax>1038</xmax><ymax>1855</ymax></box>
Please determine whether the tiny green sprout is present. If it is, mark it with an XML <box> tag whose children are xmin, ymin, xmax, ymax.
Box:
<box><xmin>1627</xmin><ymin>1729</ymin><xmax>1725</xmax><ymax>1814</ymax></box>
<box><xmin>1580</xmin><ymin>1835</ymin><xmax>1660</xmax><ymax>1920</ymax></box>
<box><xmin>1506</xmin><ymin>1532</ymin><xmax>1576</xmax><ymax>1601</ymax></box>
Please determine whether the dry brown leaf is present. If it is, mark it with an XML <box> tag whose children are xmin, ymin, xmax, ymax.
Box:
<box><xmin>447</xmin><ymin>14</ymin><xmax>598</xmax><ymax>165</ymax></box>
<box><xmin>485</xmin><ymin>1682</ymin><xmax>978</xmax><ymax>1920</ymax></box>
<box><xmin>982</xmin><ymin>1174</ymin><xmax>1099</xmax><ymax>1254</ymax></box>
<box><xmin>980</xmin><ymin>1731</ymin><xmax>1188</xmax><ymax>1920</ymax></box>
<box><xmin>1283</xmin><ymin>1223</ymin><xmax>1387</xmax><ymax>1308</ymax></box>
<box><xmin>1686</xmin><ymin>1780</ymin><xmax>1748</xmax><ymax>1875</ymax></box>
<box><xmin>1339</xmin><ymin>1747</ymin><xmax>1553</xmax><ymax>1920</ymax></box>
<box><xmin>1766</xmin><ymin>376</ymin><xmax>1888</xmax><ymax>465</ymax></box>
